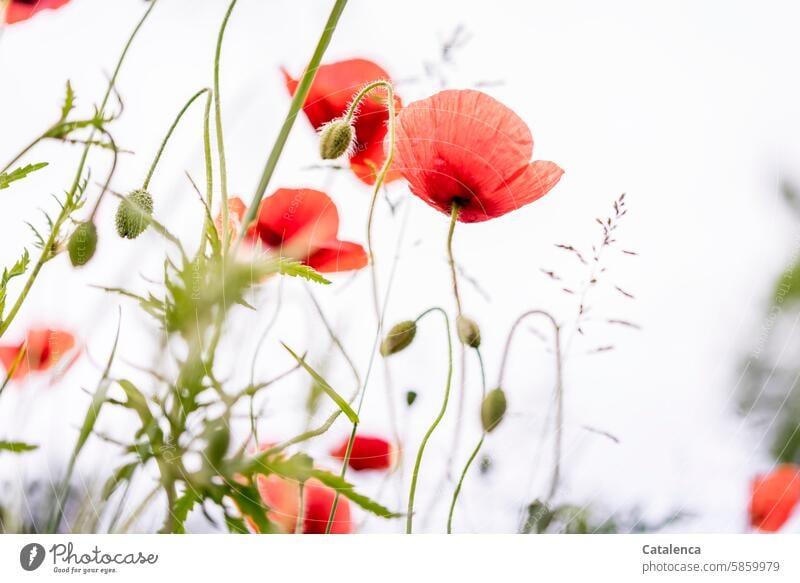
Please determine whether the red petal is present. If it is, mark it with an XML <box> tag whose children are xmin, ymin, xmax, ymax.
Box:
<box><xmin>331</xmin><ymin>435</ymin><xmax>394</xmax><ymax>471</ymax></box>
<box><xmin>302</xmin><ymin>479</ymin><xmax>352</xmax><ymax>534</ymax></box>
<box><xmin>255</xmin><ymin>188</ymin><xmax>339</xmax><ymax>259</ymax></box>
<box><xmin>306</xmin><ymin>241</ymin><xmax>368</xmax><ymax>273</ymax></box>
<box><xmin>5</xmin><ymin>0</ymin><xmax>71</xmax><ymax>24</ymax></box>
<box><xmin>750</xmin><ymin>464</ymin><xmax>800</xmax><ymax>532</ymax></box>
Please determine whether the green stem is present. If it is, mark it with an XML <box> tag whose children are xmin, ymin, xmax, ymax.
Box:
<box><xmin>324</xmin><ymin>80</ymin><xmax>398</xmax><ymax>533</ymax></box>
<box><xmin>237</xmin><ymin>0</ymin><xmax>350</xmax><ymax>246</ymax></box>
<box><xmin>496</xmin><ymin>310</ymin><xmax>563</xmax><ymax>500</ymax></box>
<box><xmin>142</xmin><ymin>88</ymin><xmax>210</xmax><ymax>190</ymax></box>
<box><xmin>214</xmin><ymin>0</ymin><xmax>237</xmax><ymax>250</ymax></box>
<box><xmin>407</xmin><ymin>307</ymin><xmax>453</xmax><ymax>534</ymax></box>
<box><xmin>447</xmin><ymin>348</ymin><xmax>487</xmax><ymax>533</ymax></box>
<box><xmin>447</xmin><ymin>203</ymin><xmax>462</xmax><ymax>315</ymax></box>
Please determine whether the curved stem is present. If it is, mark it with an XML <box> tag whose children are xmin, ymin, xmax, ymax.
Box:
<box><xmin>496</xmin><ymin>309</ymin><xmax>563</xmax><ymax>501</ymax></box>
<box><xmin>142</xmin><ymin>88</ymin><xmax>210</xmax><ymax>190</ymax></box>
<box><xmin>446</xmin><ymin>203</ymin><xmax>462</xmax><ymax>315</ymax></box>
<box><xmin>237</xmin><ymin>0</ymin><xmax>350</xmax><ymax>246</ymax></box>
<box><xmin>407</xmin><ymin>307</ymin><xmax>453</xmax><ymax>534</ymax></box>
<box><xmin>324</xmin><ymin>80</ymin><xmax>398</xmax><ymax>533</ymax></box>
<box><xmin>214</xmin><ymin>0</ymin><xmax>237</xmax><ymax>250</ymax></box>
<box><xmin>447</xmin><ymin>347</ymin><xmax>487</xmax><ymax>533</ymax></box>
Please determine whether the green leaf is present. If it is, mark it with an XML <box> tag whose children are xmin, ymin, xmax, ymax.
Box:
<box><xmin>60</xmin><ymin>80</ymin><xmax>76</xmax><ymax>122</ymax></box>
<box><xmin>310</xmin><ymin>468</ymin><xmax>399</xmax><ymax>519</ymax></box>
<box><xmin>170</xmin><ymin>489</ymin><xmax>200</xmax><ymax>534</ymax></box>
<box><xmin>281</xmin><ymin>343</ymin><xmax>358</xmax><ymax>424</ymax></box>
<box><xmin>0</xmin><ymin>162</ymin><xmax>48</xmax><ymax>190</ymax></box>
<box><xmin>102</xmin><ymin>460</ymin><xmax>139</xmax><ymax>500</ymax></box>
<box><xmin>276</xmin><ymin>259</ymin><xmax>330</xmax><ymax>285</ymax></box>
<box><xmin>0</xmin><ymin>441</ymin><xmax>39</xmax><ymax>453</ymax></box>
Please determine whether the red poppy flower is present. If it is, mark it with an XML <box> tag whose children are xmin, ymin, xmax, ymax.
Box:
<box><xmin>4</xmin><ymin>0</ymin><xmax>71</xmax><ymax>24</ymax></box>
<box><xmin>214</xmin><ymin>197</ymin><xmax>257</xmax><ymax>243</ymax></box>
<box><xmin>219</xmin><ymin>190</ymin><xmax>367</xmax><ymax>273</ymax></box>
<box><xmin>0</xmin><ymin>328</ymin><xmax>76</xmax><ymax>380</ymax></box>
<box><xmin>283</xmin><ymin>58</ymin><xmax>402</xmax><ymax>185</ymax></box>
<box><xmin>750</xmin><ymin>464</ymin><xmax>800</xmax><ymax>532</ymax></box>
<box><xmin>392</xmin><ymin>89</ymin><xmax>564</xmax><ymax>223</ymax></box>
<box><xmin>256</xmin><ymin>475</ymin><xmax>352</xmax><ymax>534</ymax></box>
<box><xmin>331</xmin><ymin>435</ymin><xmax>395</xmax><ymax>472</ymax></box>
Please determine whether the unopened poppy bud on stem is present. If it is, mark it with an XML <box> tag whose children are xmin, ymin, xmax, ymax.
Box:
<box><xmin>457</xmin><ymin>315</ymin><xmax>481</xmax><ymax>348</ymax></box>
<box><xmin>380</xmin><ymin>320</ymin><xmax>417</xmax><ymax>356</ymax></box>
<box><xmin>115</xmin><ymin>189</ymin><xmax>153</xmax><ymax>239</ymax></box>
<box><xmin>318</xmin><ymin>118</ymin><xmax>355</xmax><ymax>160</ymax></box>
<box><xmin>67</xmin><ymin>221</ymin><xmax>98</xmax><ymax>267</ymax></box>
<box><xmin>481</xmin><ymin>387</ymin><xmax>507</xmax><ymax>432</ymax></box>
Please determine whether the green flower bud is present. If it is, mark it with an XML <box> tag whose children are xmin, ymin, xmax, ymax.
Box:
<box><xmin>115</xmin><ymin>189</ymin><xmax>153</xmax><ymax>239</ymax></box>
<box><xmin>457</xmin><ymin>315</ymin><xmax>481</xmax><ymax>348</ymax></box>
<box><xmin>319</xmin><ymin>118</ymin><xmax>355</xmax><ymax>160</ymax></box>
<box><xmin>67</xmin><ymin>221</ymin><xmax>98</xmax><ymax>267</ymax></box>
<box><xmin>481</xmin><ymin>387</ymin><xmax>507</xmax><ymax>433</ymax></box>
<box><xmin>380</xmin><ymin>320</ymin><xmax>417</xmax><ymax>357</ymax></box>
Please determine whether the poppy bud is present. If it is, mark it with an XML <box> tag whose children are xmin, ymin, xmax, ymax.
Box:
<box><xmin>67</xmin><ymin>221</ymin><xmax>98</xmax><ymax>267</ymax></box>
<box><xmin>318</xmin><ymin>118</ymin><xmax>355</xmax><ymax>160</ymax></box>
<box><xmin>457</xmin><ymin>315</ymin><xmax>481</xmax><ymax>348</ymax></box>
<box><xmin>115</xmin><ymin>189</ymin><xmax>153</xmax><ymax>239</ymax></box>
<box><xmin>481</xmin><ymin>387</ymin><xmax>507</xmax><ymax>432</ymax></box>
<box><xmin>380</xmin><ymin>320</ymin><xmax>417</xmax><ymax>357</ymax></box>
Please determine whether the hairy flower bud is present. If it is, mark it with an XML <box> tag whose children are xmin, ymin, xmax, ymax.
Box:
<box><xmin>380</xmin><ymin>320</ymin><xmax>417</xmax><ymax>357</ymax></box>
<box><xmin>319</xmin><ymin>118</ymin><xmax>355</xmax><ymax>160</ymax></box>
<box><xmin>481</xmin><ymin>387</ymin><xmax>507</xmax><ymax>433</ymax></box>
<box><xmin>115</xmin><ymin>189</ymin><xmax>153</xmax><ymax>239</ymax></box>
<box><xmin>67</xmin><ymin>221</ymin><xmax>98</xmax><ymax>267</ymax></box>
<box><xmin>456</xmin><ymin>315</ymin><xmax>481</xmax><ymax>348</ymax></box>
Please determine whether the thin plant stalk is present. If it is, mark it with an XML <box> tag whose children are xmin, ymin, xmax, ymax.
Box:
<box><xmin>497</xmin><ymin>309</ymin><xmax>563</xmax><ymax>500</ymax></box>
<box><xmin>323</xmin><ymin>80</ymin><xmax>398</xmax><ymax>533</ymax></box>
<box><xmin>446</xmin><ymin>347</ymin><xmax>486</xmax><ymax>533</ymax></box>
<box><xmin>406</xmin><ymin>307</ymin><xmax>453</xmax><ymax>534</ymax></box>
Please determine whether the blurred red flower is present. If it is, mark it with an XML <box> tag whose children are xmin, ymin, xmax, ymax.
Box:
<box><xmin>283</xmin><ymin>58</ymin><xmax>402</xmax><ymax>185</ymax></box>
<box><xmin>393</xmin><ymin>89</ymin><xmax>564</xmax><ymax>223</ymax></box>
<box><xmin>218</xmin><ymin>190</ymin><xmax>367</xmax><ymax>273</ymax></box>
<box><xmin>331</xmin><ymin>435</ymin><xmax>395</xmax><ymax>471</ymax></box>
<box><xmin>750</xmin><ymin>464</ymin><xmax>800</xmax><ymax>532</ymax></box>
<box><xmin>4</xmin><ymin>0</ymin><xmax>71</xmax><ymax>24</ymax></box>
<box><xmin>0</xmin><ymin>328</ymin><xmax>75</xmax><ymax>380</ymax></box>
<box><xmin>256</xmin><ymin>475</ymin><xmax>352</xmax><ymax>534</ymax></box>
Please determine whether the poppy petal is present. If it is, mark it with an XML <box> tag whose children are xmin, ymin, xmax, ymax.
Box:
<box><xmin>5</xmin><ymin>0</ymin><xmax>71</xmax><ymax>24</ymax></box>
<box><xmin>256</xmin><ymin>188</ymin><xmax>339</xmax><ymax>258</ymax></box>
<box><xmin>306</xmin><ymin>241</ymin><xmax>368</xmax><ymax>273</ymax></box>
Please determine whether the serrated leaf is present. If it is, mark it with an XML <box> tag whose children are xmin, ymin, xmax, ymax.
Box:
<box><xmin>281</xmin><ymin>343</ymin><xmax>358</xmax><ymax>424</ymax></box>
<box><xmin>277</xmin><ymin>260</ymin><xmax>330</xmax><ymax>285</ymax></box>
<box><xmin>168</xmin><ymin>489</ymin><xmax>200</xmax><ymax>534</ymax></box>
<box><xmin>0</xmin><ymin>162</ymin><xmax>48</xmax><ymax>190</ymax></box>
<box><xmin>0</xmin><ymin>441</ymin><xmax>39</xmax><ymax>453</ymax></box>
<box><xmin>60</xmin><ymin>80</ymin><xmax>75</xmax><ymax>122</ymax></box>
<box><xmin>310</xmin><ymin>468</ymin><xmax>399</xmax><ymax>519</ymax></box>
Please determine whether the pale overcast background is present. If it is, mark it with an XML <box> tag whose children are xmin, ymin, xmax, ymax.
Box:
<box><xmin>1</xmin><ymin>0</ymin><xmax>800</xmax><ymax>533</ymax></box>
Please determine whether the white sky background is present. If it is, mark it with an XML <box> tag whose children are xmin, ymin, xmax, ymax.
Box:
<box><xmin>1</xmin><ymin>0</ymin><xmax>800</xmax><ymax>533</ymax></box>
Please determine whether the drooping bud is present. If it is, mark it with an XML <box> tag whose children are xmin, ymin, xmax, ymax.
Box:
<box><xmin>481</xmin><ymin>387</ymin><xmax>507</xmax><ymax>433</ymax></box>
<box><xmin>67</xmin><ymin>221</ymin><xmax>98</xmax><ymax>267</ymax></box>
<box><xmin>115</xmin><ymin>189</ymin><xmax>153</xmax><ymax>239</ymax></box>
<box><xmin>318</xmin><ymin>118</ymin><xmax>355</xmax><ymax>160</ymax></box>
<box><xmin>457</xmin><ymin>315</ymin><xmax>481</xmax><ymax>348</ymax></box>
<box><xmin>380</xmin><ymin>320</ymin><xmax>417</xmax><ymax>357</ymax></box>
